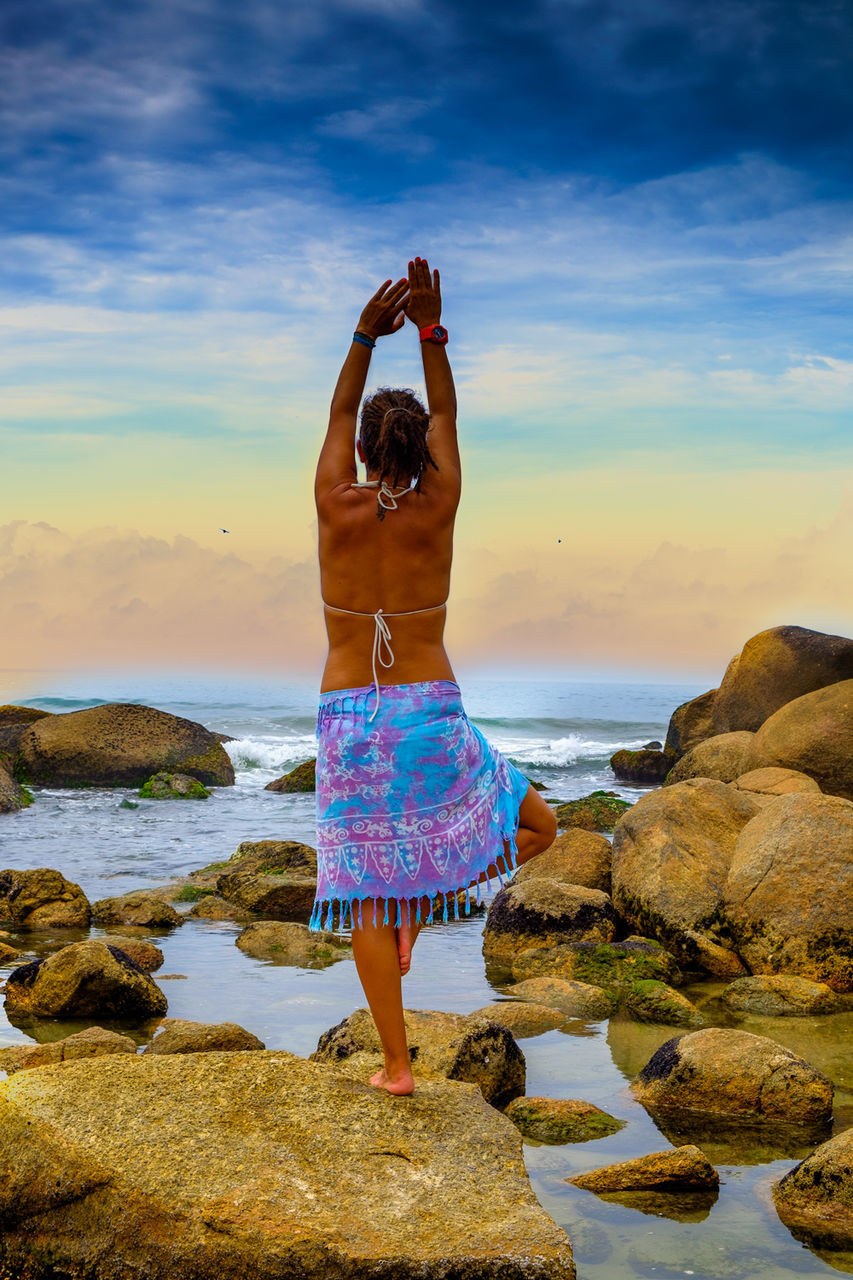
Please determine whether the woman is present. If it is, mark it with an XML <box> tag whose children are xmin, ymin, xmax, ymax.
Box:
<box><xmin>313</xmin><ymin>257</ymin><xmax>556</xmax><ymax>1095</ymax></box>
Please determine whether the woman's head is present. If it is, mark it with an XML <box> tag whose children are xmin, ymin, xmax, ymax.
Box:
<box><xmin>359</xmin><ymin>387</ymin><xmax>437</xmax><ymax>491</ymax></box>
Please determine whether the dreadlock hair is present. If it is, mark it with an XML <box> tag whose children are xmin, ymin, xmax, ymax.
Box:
<box><xmin>359</xmin><ymin>388</ymin><xmax>438</xmax><ymax>518</ymax></box>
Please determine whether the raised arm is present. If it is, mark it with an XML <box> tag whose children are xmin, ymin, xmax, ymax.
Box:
<box><xmin>315</xmin><ymin>277</ymin><xmax>409</xmax><ymax>501</ymax></box>
<box><xmin>406</xmin><ymin>257</ymin><xmax>460</xmax><ymax>491</ymax></box>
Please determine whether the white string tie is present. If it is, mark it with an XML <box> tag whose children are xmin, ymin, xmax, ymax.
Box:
<box><xmin>350</xmin><ymin>479</ymin><xmax>412</xmax><ymax>510</ymax></box>
<box><xmin>370</xmin><ymin>610</ymin><xmax>395</xmax><ymax>720</ymax></box>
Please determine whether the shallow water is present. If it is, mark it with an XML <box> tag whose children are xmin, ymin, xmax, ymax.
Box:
<box><xmin>1</xmin><ymin>673</ymin><xmax>852</xmax><ymax>1278</ymax></box>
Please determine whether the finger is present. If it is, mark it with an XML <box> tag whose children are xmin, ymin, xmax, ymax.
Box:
<box><xmin>433</xmin><ymin>267</ymin><xmax>440</xmax><ymax>298</ymax></box>
<box><xmin>371</xmin><ymin>278</ymin><xmax>393</xmax><ymax>301</ymax></box>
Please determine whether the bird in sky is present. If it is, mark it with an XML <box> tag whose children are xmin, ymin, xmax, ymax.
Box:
<box><xmin>219</xmin><ymin>528</ymin><xmax>230</xmax><ymax>534</ymax></box>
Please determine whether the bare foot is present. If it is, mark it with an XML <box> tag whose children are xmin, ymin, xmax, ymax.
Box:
<box><xmin>369</xmin><ymin>1066</ymin><xmax>415</xmax><ymax>1096</ymax></box>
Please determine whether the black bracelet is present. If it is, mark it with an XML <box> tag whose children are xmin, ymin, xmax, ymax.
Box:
<box><xmin>353</xmin><ymin>331</ymin><xmax>375</xmax><ymax>350</ymax></box>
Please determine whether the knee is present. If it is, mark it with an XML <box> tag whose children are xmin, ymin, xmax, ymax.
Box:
<box><xmin>539</xmin><ymin>806</ymin><xmax>557</xmax><ymax>853</ymax></box>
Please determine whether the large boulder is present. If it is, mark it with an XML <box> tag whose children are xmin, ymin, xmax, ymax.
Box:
<box><xmin>511</xmin><ymin>937</ymin><xmax>682</xmax><ymax>994</ymax></box>
<box><xmin>513</xmin><ymin>829</ymin><xmax>612</xmax><ymax>894</ymax></box>
<box><xmin>3</xmin><ymin>940</ymin><xmax>168</xmax><ymax>1021</ymax></box>
<box><xmin>663</xmin><ymin>731</ymin><xmax>755</xmax><ymax>786</ymax></box>
<box><xmin>732</xmin><ymin>766</ymin><xmax>821</xmax><ymax>797</ymax></box>
<box><xmin>774</xmin><ymin>1128</ymin><xmax>853</xmax><ymax>1251</ymax></box>
<box><xmin>143</xmin><ymin>1019</ymin><xmax>265</xmax><ymax>1055</ymax></box>
<box><xmin>712</xmin><ymin>625</ymin><xmax>853</xmax><ymax>735</ymax></box>
<box><xmin>0</xmin><ymin>1052</ymin><xmax>575</xmax><ymax>1279</ymax></box>
<box><xmin>92</xmin><ymin>891</ymin><xmax>182</xmax><ymax>929</ymax></box>
<box><xmin>610</xmin><ymin>778</ymin><xmax>759</xmax><ymax>951</ymax></box>
<box><xmin>264</xmin><ymin>757</ymin><xmax>316</xmax><ymax>792</ymax></box>
<box><xmin>0</xmin><ymin>706</ymin><xmax>52</xmax><ymax>769</ymax></box>
<box><xmin>216</xmin><ymin>840</ymin><xmax>318</xmax><ymax>922</ymax></box>
<box><xmin>610</xmin><ymin>748</ymin><xmax>674</xmax><ymax>785</ymax></box>
<box><xmin>0</xmin><ymin>867</ymin><xmax>91</xmax><ymax>929</ymax></box>
<box><xmin>744</xmin><ymin>679</ymin><xmax>853</xmax><ymax>800</ymax></box>
<box><xmin>312</xmin><ymin>1007</ymin><xmax>526</xmax><ymax>1109</ymax></box>
<box><xmin>632</xmin><ymin>1028</ymin><xmax>833</xmax><ymax>1126</ymax></box>
<box><xmin>14</xmin><ymin>702</ymin><xmax>234</xmax><ymax>788</ymax></box>
<box><xmin>722</xmin><ymin>792</ymin><xmax>853</xmax><ymax>990</ymax></box>
<box><xmin>0</xmin><ymin>1026</ymin><xmax>137</xmax><ymax>1075</ymax></box>
<box><xmin>482</xmin><ymin>879</ymin><xmax>616</xmax><ymax>968</ymax></box>
<box><xmin>235</xmin><ymin>921</ymin><xmax>351</xmax><ymax>967</ymax></box>
<box><xmin>664</xmin><ymin>689</ymin><xmax>718</xmax><ymax>758</ymax></box>
<box><xmin>97</xmin><ymin>936</ymin><xmax>164</xmax><ymax>972</ymax></box>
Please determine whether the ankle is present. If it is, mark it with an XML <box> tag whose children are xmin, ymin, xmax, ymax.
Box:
<box><xmin>384</xmin><ymin>1054</ymin><xmax>411</xmax><ymax>1076</ymax></box>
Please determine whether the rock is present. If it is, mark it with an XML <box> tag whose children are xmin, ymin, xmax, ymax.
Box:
<box><xmin>97</xmin><ymin>936</ymin><xmax>164</xmax><ymax>973</ymax></box>
<box><xmin>643</xmin><ymin>741</ymin><xmax>663</xmax><ymax>750</ymax></box>
<box><xmin>312</xmin><ymin>1007</ymin><xmax>526</xmax><ymax>1108</ymax></box>
<box><xmin>468</xmin><ymin>1002</ymin><xmax>567</xmax><ymax>1038</ymax></box>
<box><xmin>721</xmin><ymin>975</ymin><xmax>841</xmax><ymax>1017</ymax></box>
<box><xmin>512</xmin><ymin>937</ymin><xmax>682</xmax><ymax>994</ymax></box>
<box><xmin>664</xmin><ymin>689</ymin><xmax>718</xmax><ymax>758</ymax></box>
<box><xmin>264</xmin><ymin>757</ymin><xmax>316</xmax><ymax>792</ymax></box>
<box><xmin>0</xmin><ymin>940</ymin><xmax>21</xmax><ymax>962</ymax></box>
<box><xmin>733</xmin><ymin>766</ymin><xmax>821</xmax><ymax>796</ymax></box>
<box><xmin>0</xmin><ymin>706</ymin><xmax>52</xmax><ymax>772</ymax></box>
<box><xmin>0</xmin><ymin>704</ymin><xmax>52</xmax><ymax>729</ymax></box>
<box><xmin>508</xmin><ymin>976</ymin><xmax>614</xmax><ymax>1020</ymax></box>
<box><xmin>624</xmin><ymin>980</ymin><xmax>704</xmax><ymax>1028</ymax></box>
<box><xmin>633</xmin><ymin>1027</ymin><xmax>833</xmax><ymax>1125</ymax></box>
<box><xmin>216</xmin><ymin>840</ymin><xmax>318</xmax><ymax>922</ymax></box>
<box><xmin>138</xmin><ymin>771</ymin><xmax>211</xmax><ymax>799</ymax></box>
<box><xmin>0</xmin><ymin>1052</ymin><xmax>575</xmax><ymax>1279</ymax></box>
<box><xmin>774</xmin><ymin>1127</ymin><xmax>853</xmax><ymax>1251</ymax></box>
<box><xmin>610</xmin><ymin>748</ymin><xmax>675</xmax><ymax>785</ymax></box>
<box><xmin>0</xmin><ymin>1026</ymin><xmax>137</xmax><ymax>1075</ymax></box>
<box><xmin>723</xmin><ymin>792</ymin><xmax>853</xmax><ymax>990</ymax></box>
<box><xmin>143</xmin><ymin>1019</ymin><xmax>265</xmax><ymax>1055</ymax></box>
<box><xmin>568</xmin><ymin>1144</ymin><xmax>719</xmax><ymax>1192</ymax></box>
<box><xmin>188</xmin><ymin>895</ymin><xmax>253</xmax><ymax>922</ymax></box>
<box><xmin>0</xmin><ymin>867</ymin><xmax>91</xmax><ymax>929</ymax></box>
<box><xmin>663</xmin><ymin>731</ymin><xmax>756</xmax><ymax>786</ymax></box>
<box><xmin>554</xmin><ymin>790</ymin><xmax>631</xmax><ymax>831</ymax></box>
<box><xmin>610</xmin><ymin>778</ymin><xmax>760</xmax><ymax>950</ymax></box>
<box><xmin>676</xmin><ymin>930</ymin><xmax>747</xmax><ymax>979</ymax></box>
<box><xmin>513</xmin><ymin>829</ymin><xmax>612</xmax><ymax>894</ymax></box>
<box><xmin>0</xmin><ymin>762</ymin><xmax>30</xmax><ymax>814</ymax></box>
<box><xmin>482</xmin><ymin>880</ymin><xmax>616</xmax><ymax>968</ymax></box>
<box><xmin>745</xmin><ymin>679</ymin><xmax>853</xmax><ymax>800</ymax></box>
<box><xmin>14</xmin><ymin>702</ymin><xmax>234</xmax><ymax>788</ymax></box>
<box><xmin>235</xmin><ymin>921</ymin><xmax>351</xmax><ymax>967</ymax></box>
<box><xmin>506</xmin><ymin>1097</ymin><xmax>624</xmax><ymax>1144</ymax></box>
<box><xmin>3</xmin><ymin>941</ymin><xmax>168</xmax><ymax>1021</ymax></box>
<box><xmin>712</xmin><ymin>625</ymin><xmax>853</xmax><ymax>734</ymax></box>
<box><xmin>92</xmin><ymin>891</ymin><xmax>183</xmax><ymax>929</ymax></box>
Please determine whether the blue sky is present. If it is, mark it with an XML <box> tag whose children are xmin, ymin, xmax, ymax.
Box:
<box><xmin>1</xmin><ymin>0</ymin><xmax>852</xmax><ymax>676</ymax></box>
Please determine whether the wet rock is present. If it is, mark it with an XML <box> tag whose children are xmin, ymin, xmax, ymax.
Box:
<box><xmin>138</xmin><ymin>771</ymin><xmax>211</xmax><ymax>799</ymax></box>
<box><xmin>623</xmin><ymin>980</ymin><xmax>704</xmax><ymax>1028</ymax></box>
<box><xmin>0</xmin><ymin>1052</ymin><xmax>575</xmax><ymax>1279</ymax></box>
<box><xmin>468</xmin><ymin>1002</ymin><xmax>567</xmax><ymax>1038</ymax></box>
<box><xmin>774</xmin><ymin>1127</ymin><xmax>853</xmax><ymax>1251</ymax></box>
<box><xmin>0</xmin><ymin>940</ymin><xmax>21</xmax><ymax>962</ymax></box>
<box><xmin>513</xmin><ymin>829</ymin><xmax>612</xmax><ymax>894</ymax></box>
<box><xmin>264</xmin><ymin>757</ymin><xmax>316</xmax><ymax>792</ymax></box>
<box><xmin>188</xmin><ymin>895</ymin><xmax>253</xmax><ymax>922</ymax></box>
<box><xmin>0</xmin><ymin>1026</ymin><xmax>137</xmax><ymax>1075</ymax></box>
<box><xmin>712</xmin><ymin>625</ymin><xmax>853</xmax><ymax>735</ymax></box>
<box><xmin>0</xmin><ymin>867</ymin><xmax>91</xmax><ymax>929</ymax></box>
<box><xmin>744</xmin><ymin>678</ymin><xmax>853</xmax><ymax>800</ymax></box>
<box><xmin>721</xmin><ymin>975</ymin><xmax>842</xmax><ymax>1017</ymax></box>
<box><xmin>568</xmin><ymin>1144</ymin><xmax>719</xmax><ymax>1192</ymax></box>
<box><xmin>235</xmin><ymin>921</ymin><xmax>351</xmax><ymax>967</ymax></box>
<box><xmin>633</xmin><ymin>1027</ymin><xmax>833</xmax><ymax>1125</ymax></box>
<box><xmin>732</xmin><ymin>765</ymin><xmax>821</xmax><ymax>796</ymax></box>
<box><xmin>92</xmin><ymin>891</ymin><xmax>183</xmax><ymax>929</ymax></box>
<box><xmin>3</xmin><ymin>940</ymin><xmax>168</xmax><ymax>1021</ymax></box>
<box><xmin>0</xmin><ymin>762</ymin><xmax>30</xmax><ymax>814</ymax></box>
<box><xmin>610</xmin><ymin>778</ymin><xmax>759</xmax><ymax>949</ymax></box>
<box><xmin>142</xmin><ymin>1019</ymin><xmax>265</xmax><ymax>1055</ymax></box>
<box><xmin>97</xmin><ymin>936</ymin><xmax>164</xmax><ymax>973</ymax></box>
<box><xmin>512</xmin><ymin>937</ymin><xmax>682</xmax><ymax>994</ymax></box>
<box><xmin>216</xmin><ymin>840</ymin><xmax>318</xmax><ymax>922</ymax></box>
<box><xmin>664</xmin><ymin>688</ymin><xmax>718</xmax><ymax>758</ymax></box>
<box><xmin>482</xmin><ymin>879</ymin><xmax>616</xmax><ymax>968</ymax></box>
<box><xmin>676</xmin><ymin>930</ymin><xmax>747</xmax><ymax>979</ymax></box>
<box><xmin>311</xmin><ymin>1007</ymin><xmax>526</xmax><ymax>1108</ymax></box>
<box><xmin>610</xmin><ymin>748</ymin><xmax>674</xmax><ymax>785</ymax></box>
<box><xmin>554</xmin><ymin>790</ymin><xmax>631</xmax><ymax>832</ymax></box>
<box><xmin>663</xmin><ymin>731</ymin><xmax>756</xmax><ymax>786</ymax></box>
<box><xmin>723</xmin><ymin>792</ymin><xmax>853</xmax><ymax>990</ymax></box>
<box><xmin>14</xmin><ymin>701</ymin><xmax>235</xmax><ymax>788</ymax></box>
<box><xmin>508</xmin><ymin>976</ymin><xmax>614</xmax><ymax>1020</ymax></box>
<box><xmin>506</xmin><ymin>1097</ymin><xmax>624</xmax><ymax>1144</ymax></box>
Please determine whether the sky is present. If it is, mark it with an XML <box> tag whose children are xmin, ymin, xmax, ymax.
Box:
<box><xmin>1</xmin><ymin>0</ymin><xmax>852</xmax><ymax>685</ymax></box>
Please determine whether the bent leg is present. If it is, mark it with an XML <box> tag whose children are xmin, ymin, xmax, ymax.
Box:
<box><xmin>395</xmin><ymin>896</ymin><xmax>431</xmax><ymax>976</ymax></box>
<box><xmin>350</xmin><ymin>903</ymin><xmax>414</xmax><ymax>1095</ymax></box>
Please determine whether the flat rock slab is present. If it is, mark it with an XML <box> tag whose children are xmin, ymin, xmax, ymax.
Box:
<box><xmin>568</xmin><ymin>1144</ymin><xmax>719</xmax><ymax>1193</ymax></box>
<box><xmin>0</xmin><ymin>1052</ymin><xmax>575</xmax><ymax>1279</ymax></box>
<box><xmin>0</xmin><ymin>1026</ymin><xmax>137</xmax><ymax>1075</ymax></box>
<box><xmin>508</xmin><ymin>977</ymin><xmax>614</xmax><ymax>1020</ymax></box>
<box><xmin>142</xmin><ymin>1019</ymin><xmax>265</xmax><ymax>1055</ymax></box>
<box><xmin>468</xmin><ymin>1001</ymin><xmax>566</xmax><ymax>1038</ymax></box>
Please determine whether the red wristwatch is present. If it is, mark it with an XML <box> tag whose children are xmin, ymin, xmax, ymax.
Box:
<box><xmin>419</xmin><ymin>324</ymin><xmax>448</xmax><ymax>345</ymax></box>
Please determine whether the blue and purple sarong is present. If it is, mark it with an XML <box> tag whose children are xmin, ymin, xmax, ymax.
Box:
<box><xmin>310</xmin><ymin>680</ymin><xmax>530</xmax><ymax>931</ymax></box>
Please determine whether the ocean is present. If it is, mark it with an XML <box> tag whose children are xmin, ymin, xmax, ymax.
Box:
<box><xmin>2</xmin><ymin>670</ymin><xmax>850</xmax><ymax>1280</ymax></box>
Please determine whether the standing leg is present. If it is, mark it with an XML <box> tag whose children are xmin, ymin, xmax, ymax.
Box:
<box><xmin>350</xmin><ymin>901</ymin><xmax>415</xmax><ymax>1096</ymax></box>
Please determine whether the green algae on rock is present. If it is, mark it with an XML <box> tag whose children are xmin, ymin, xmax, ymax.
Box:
<box><xmin>554</xmin><ymin>790</ymin><xmax>631</xmax><ymax>831</ymax></box>
<box><xmin>512</xmin><ymin>938</ymin><xmax>683</xmax><ymax>996</ymax></box>
<box><xmin>482</xmin><ymin>879</ymin><xmax>617</xmax><ymax>969</ymax></box>
<box><xmin>506</xmin><ymin>1096</ymin><xmax>624</xmax><ymax>1145</ymax></box>
<box><xmin>264</xmin><ymin>757</ymin><xmax>316</xmax><ymax>792</ymax></box>
<box><xmin>0</xmin><ymin>1051</ymin><xmax>575</xmax><ymax>1279</ymax></box>
<box><xmin>139</xmin><ymin>771</ymin><xmax>211</xmax><ymax>799</ymax></box>
<box><xmin>623</xmin><ymin>980</ymin><xmax>704</xmax><ymax>1028</ymax></box>
<box><xmin>610</xmin><ymin>749</ymin><xmax>674</xmax><ymax>785</ymax></box>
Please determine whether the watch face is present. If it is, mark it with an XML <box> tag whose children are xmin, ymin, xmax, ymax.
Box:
<box><xmin>433</xmin><ymin>326</ymin><xmax>447</xmax><ymax>340</ymax></box>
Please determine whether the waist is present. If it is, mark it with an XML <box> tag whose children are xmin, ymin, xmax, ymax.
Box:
<box><xmin>318</xmin><ymin>680</ymin><xmax>463</xmax><ymax>728</ymax></box>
